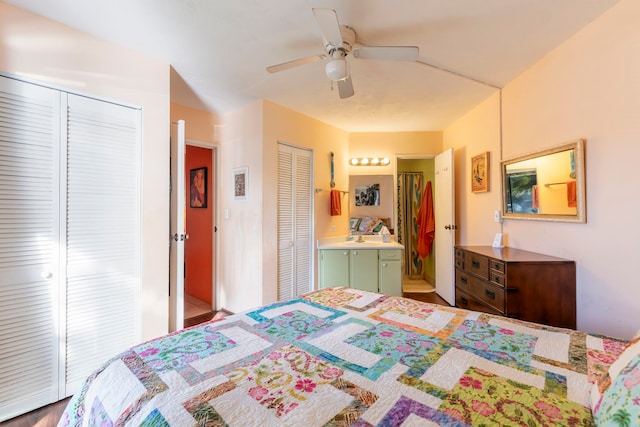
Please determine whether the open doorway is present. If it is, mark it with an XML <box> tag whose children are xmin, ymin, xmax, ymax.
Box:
<box><xmin>184</xmin><ymin>143</ymin><xmax>217</xmax><ymax>327</ymax></box>
<box><xmin>396</xmin><ymin>157</ymin><xmax>436</xmax><ymax>293</ymax></box>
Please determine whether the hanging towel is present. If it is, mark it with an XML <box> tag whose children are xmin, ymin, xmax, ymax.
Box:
<box><xmin>531</xmin><ymin>185</ymin><xmax>539</xmax><ymax>209</ymax></box>
<box><xmin>567</xmin><ymin>180</ymin><xmax>577</xmax><ymax>208</ymax></box>
<box><xmin>417</xmin><ymin>181</ymin><xmax>435</xmax><ymax>258</ymax></box>
<box><xmin>330</xmin><ymin>189</ymin><xmax>341</xmax><ymax>216</ymax></box>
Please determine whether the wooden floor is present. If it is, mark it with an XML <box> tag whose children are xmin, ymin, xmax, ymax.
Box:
<box><xmin>403</xmin><ymin>291</ymin><xmax>451</xmax><ymax>306</ymax></box>
<box><xmin>0</xmin><ymin>398</ymin><xmax>69</xmax><ymax>427</ymax></box>
<box><xmin>2</xmin><ymin>293</ymin><xmax>447</xmax><ymax>427</ymax></box>
<box><xmin>184</xmin><ymin>293</ymin><xmax>215</xmax><ymax>327</ymax></box>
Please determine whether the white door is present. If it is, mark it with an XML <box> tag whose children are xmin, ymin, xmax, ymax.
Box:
<box><xmin>169</xmin><ymin>120</ymin><xmax>186</xmax><ymax>331</ymax></box>
<box><xmin>435</xmin><ymin>148</ymin><xmax>456</xmax><ymax>305</ymax></box>
<box><xmin>64</xmin><ymin>94</ymin><xmax>142</xmax><ymax>394</ymax></box>
<box><xmin>277</xmin><ymin>143</ymin><xmax>313</xmax><ymax>300</ymax></box>
<box><xmin>0</xmin><ymin>76</ymin><xmax>61</xmax><ymax>421</ymax></box>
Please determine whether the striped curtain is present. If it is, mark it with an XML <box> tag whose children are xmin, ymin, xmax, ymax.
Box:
<box><xmin>397</xmin><ymin>172</ymin><xmax>424</xmax><ymax>277</ymax></box>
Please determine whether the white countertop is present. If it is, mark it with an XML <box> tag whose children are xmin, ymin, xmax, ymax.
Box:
<box><xmin>317</xmin><ymin>235</ymin><xmax>404</xmax><ymax>250</ymax></box>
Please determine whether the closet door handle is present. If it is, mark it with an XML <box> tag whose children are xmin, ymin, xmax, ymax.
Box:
<box><xmin>41</xmin><ymin>271</ymin><xmax>53</xmax><ymax>279</ymax></box>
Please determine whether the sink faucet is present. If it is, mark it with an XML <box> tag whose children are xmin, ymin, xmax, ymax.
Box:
<box><xmin>356</xmin><ymin>232</ymin><xmax>365</xmax><ymax>243</ymax></box>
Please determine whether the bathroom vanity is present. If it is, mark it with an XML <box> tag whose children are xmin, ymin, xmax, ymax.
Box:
<box><xmin>317</xmin><ymin>237</ymin><xmax>404</xmax><ymax>296</ymax></box>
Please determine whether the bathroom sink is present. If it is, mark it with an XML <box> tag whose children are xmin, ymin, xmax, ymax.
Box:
<box><xmin>341</xmin><ymin>240</ymin><xmax>382</xmax><ymax>246</ymax></box>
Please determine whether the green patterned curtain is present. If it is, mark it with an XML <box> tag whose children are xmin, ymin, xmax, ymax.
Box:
<box><xmin>397</xmin><ymin>173</ymin><xmax>424</xmax><ymax>278</ymax></box>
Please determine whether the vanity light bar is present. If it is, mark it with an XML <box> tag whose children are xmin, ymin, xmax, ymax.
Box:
<box><xmin>350</xmin><ymin>157</ymin><xmax>390</xmax><ymax>166</ymax></box>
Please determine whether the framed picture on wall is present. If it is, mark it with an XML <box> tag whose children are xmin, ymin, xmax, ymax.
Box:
<box><xmin>355</xmin><ymin>183</ymin><xmax>380</xmax><ymax>206</ymax></box>
<box><xmin>233</xmin><ymin>166</ymin><xmax>248</xmax><ymax>201</ymax></box>
<box><xmin>189</xmin><ymin>167</ymin><xmax>207</xmax><ymax>208</ymax></box>
<box><xmin>471</xmin><ymin>152</ymin><xmax>490</xmax><ymax>193</ymax></box>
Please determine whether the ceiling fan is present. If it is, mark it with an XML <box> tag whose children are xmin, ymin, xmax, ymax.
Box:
<box><xmin>266</xmin><ymin>8</ymin><xmax>419</xmax><ymax>99</ymax></box>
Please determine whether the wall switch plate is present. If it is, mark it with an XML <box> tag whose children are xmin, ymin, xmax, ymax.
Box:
<box><xmin>330</xmin><ymin>224</ymin><xmax>336</xmax><ymax>232</ymax></box>
<box><xmin>494</xmin><ymin>210</ymin><xmax>502</xmax><ymax>223</ymax></box>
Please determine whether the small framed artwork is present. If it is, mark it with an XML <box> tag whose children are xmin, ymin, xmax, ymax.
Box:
<box><xmin>355</xmin><ymin>183</ymin><xmax>380</xmax><ymax>206</ymax></box>
<box><xmin>189</xmin><ymin>167</ymin><xmax>207</xmax><ymax>208</ymax></box>
<box><xmin>471</xmin><ymin>151</ymin><xmax>490</xmax><ymax>193</ymax></box>
<box><xmin>233</xmin><ymin>166</ymin><xmax>248</xmax><ymax>201</ymax></box>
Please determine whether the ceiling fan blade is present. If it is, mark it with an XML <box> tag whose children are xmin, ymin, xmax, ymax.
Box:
<box><xmin>266</xmin><ymin>54</ymin><xmax>326</xmax><ymax>73</ymax></box>
<box><xmin>337</xmin><ymin>75</ymin><xmax>354</xmax><ymax>99</ymax></box>
<box><xmin>312</xmin><ymin>8</ymin><xmax>343</xmax><ymax>47</ymax></box>
<box><xmin>353</xmin><ymin>46</ymin><xmax>419</xmax><ymax>61</ymax></box>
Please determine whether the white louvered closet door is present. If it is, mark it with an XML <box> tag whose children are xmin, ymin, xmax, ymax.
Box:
<box><xmin>64</xmin><ymin>94</ymin><xmax>141</xmax><ymax>394</ymax></box>
<box><xmin>0</xmin><ymin>77</ymin><xmax>61</xmax><ymax>421</ymax></box>
<box><xmin>277</xmin><ymin>143</ymin><xmax>312</xmax><ymax>301</ymax></box>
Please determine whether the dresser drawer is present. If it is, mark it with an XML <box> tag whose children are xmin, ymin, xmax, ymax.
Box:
<box><xmin>490</xmin><ymin>259</ymin><xmax>505</xmax><ymax>274</ymax></box>
<box><xmin>455</xmin><ymin>248</ymin><xmax>464</xmax><ymax>269</ymax></box>
<box><xmin>464</xmin><ymin>252</ymin><xmax>489</xmax><ymax>279</ymax></box>
<box><xmin>474</xmin><ymin>282</ymin><xmax>504</xmax><ymax>312</ymax></box>
<box><xmin>455</xmin><ymin>269</ymin><xmax>482</xmax><ymax>295</ymax></box>
<box><xmin>490</xmin><ymin>271</ymin><xmax>505</xmax><ymax>287</ymax></box>
<box><xmin>456</xmin><ymin>289</ymin><xmax>502</xmax><ymax>316</ymax></box>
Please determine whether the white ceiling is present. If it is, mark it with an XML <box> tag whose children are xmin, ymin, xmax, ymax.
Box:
<box><xmin>5</xmin><ymin>0</ymin><xmax>620</xmax><ymax>132</ymax></box>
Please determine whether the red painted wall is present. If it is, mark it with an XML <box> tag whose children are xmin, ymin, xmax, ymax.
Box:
<box><xmin>185</xmin><ymin>145</ymin><xmax>213</xmax><ymax>304</ymax></box>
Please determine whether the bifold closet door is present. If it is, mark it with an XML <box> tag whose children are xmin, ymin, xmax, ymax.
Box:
<box><xmin>64</xmin><ymin>94</ymin><xmax>141</xmax><ymax>394</ymax></box>
<box><xmin>0</xmin><ymin>77</ymin><xmax>61</xmax><ymax>421</ymax></box>
<box><xmin>277</xmin><ymin>143</ymin><xmax>312</xmax><ymax>301</ymax></box>
<box><xmin>0</xmin><ymin>77</ymin><xmax>142</xmax><ymax>419</ymax></box>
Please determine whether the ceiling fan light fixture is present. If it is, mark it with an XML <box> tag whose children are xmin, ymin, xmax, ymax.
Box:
<box><xmin>325</xmin><ymin>58</ymin><xmax>348</xmax><ymax>81</ymax></box>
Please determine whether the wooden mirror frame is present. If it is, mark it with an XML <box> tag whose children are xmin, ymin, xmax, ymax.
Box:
<box><xmin>501</xmin><ymin>139</ymin><xmax>586</xmax><ymax>223</ymax></box>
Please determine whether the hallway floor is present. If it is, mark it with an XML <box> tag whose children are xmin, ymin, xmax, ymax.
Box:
<box><xmin>402</xmin><ymin>276</ymin><xmax>435</xmax><ymax>293</ymax></box>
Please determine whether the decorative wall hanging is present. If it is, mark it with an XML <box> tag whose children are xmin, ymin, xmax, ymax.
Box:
<box><xmin>190</xmin><ymin>167</ymin><xmax>207</xmax><ymax>208</ymax></box>
<box><xmin>233</xmin><ymin>166</ymin><xmax>248</xmax><ymax>201</ymax></box>
<box><xmin>471</xmin><ymin>151</ymin><xmax>490</xmax><ymax>193</ymax></box>
<box><xmin>355</xmin><ymin>183</ymin><xmax>380</xmax><ymax>206</ymax></box>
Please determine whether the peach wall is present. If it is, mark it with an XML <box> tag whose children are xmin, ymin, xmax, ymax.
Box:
<box><xmin>217</xmin><ymin>100</ymin><xmax>264</xmax><ymax>313</ymax></box>
<box><xmin>348</xmin><ymin>131</ymin><xmax>442</xmax><ymax>176</ymax></box>
<box><xmin>1</xmin><ymin>2</ymin><xmax>170</xmax><ymax>340</ymax></box>
<box><xmin>444</xmin><ymin>0</ymin><xmax>640</xmax><ymax>339</ymax></box>
<box><xmin>262</xmin><ymin>101</ymin><xmax>349</xmax><ymax>305</ymax></box>
<box><xmin>171</xmin><ymin>102</ymin><xmax>221</xmax><ymax>142</ymax></box>
<box><xmin>444</xmin><ymin>93</ymin><xmax>502</xmax><ymax>247</ymax></box>
<box><xmin>218</xmin><ymin>99</ymin><xmax>349</xmax><ymax>313</ymax></box>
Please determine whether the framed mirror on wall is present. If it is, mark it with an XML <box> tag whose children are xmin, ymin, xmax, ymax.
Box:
<box><xmin>502</xmin><ymin>139</ymin><xmax>586</xmax><ymax>223</ymax></box>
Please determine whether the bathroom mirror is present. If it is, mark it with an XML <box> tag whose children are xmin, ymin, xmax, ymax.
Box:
<box><xmin>502</xmin><ymin>139</ymin><xmax>586</xmax><ymax>223</ymax></box>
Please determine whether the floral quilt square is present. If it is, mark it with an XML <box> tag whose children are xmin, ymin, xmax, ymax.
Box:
<box><xmin>448</xmin><ymin>320</ymin><xmax>537</xmax><ymax>367</ymax></box>
<box><xmin>227</xmin><ymin>345</ymin><xmax>344</xmax><ymax>418</ymax></box>
<box><xmin>344</xmin><ymin>322</ymin><xmax>440</xmax><ymax>368</ymax></box>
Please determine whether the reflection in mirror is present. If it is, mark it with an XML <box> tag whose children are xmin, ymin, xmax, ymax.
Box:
<box><xmin>502</xmin><ymin>139</ymin><xmax>586</xmax><ymax>223</ymax></box>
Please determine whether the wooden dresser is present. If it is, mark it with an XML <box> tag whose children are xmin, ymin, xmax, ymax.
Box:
<box><xmin>454</xmin><ymin>246</ymin><xmax>576</xmax><ymax>329</ymax></box>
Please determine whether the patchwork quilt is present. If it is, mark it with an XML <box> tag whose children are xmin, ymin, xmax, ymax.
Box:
<box><xmin>58</xmin><ymin>287</ymin><xmax>628</xmax><ymax>426</ymax></box>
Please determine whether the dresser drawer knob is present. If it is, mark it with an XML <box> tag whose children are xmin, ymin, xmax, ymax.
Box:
<box><xmin>460</xmin><ymin>297</ymin><xmax>468</xmax><ymax>306</ymax></box>
<box><xmin>460</xmin><ymin>276</ymin><xmax>468</xmax><ymax>284</ymax></box>
<box><xmin>485</xmin><ymin>289</ymin><xmax>496</xmax><ymax>300</ymax></box>
<box><xmin>472</xmin><ymin>260</ymin><xmax>480</xmax><ymax>268</ymax></box>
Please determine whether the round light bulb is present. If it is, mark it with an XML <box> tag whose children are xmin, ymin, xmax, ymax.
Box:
<box><xmin>325</xmin><ymin>59</ymin><xmax>347</xmax><ymax>81</ymax></box>
<box><xmin>360</xmin><ymin>157</ymin><xmax>369</xmax><ymax>165</ymax></box>
<box><xmin>381</xmin><ymin>158</ymin><xmax>390</xmax><ymax>165</ymax></box>
<box><xmin>350</xmin><ymin>158</ymin><xmax>359</xmax><ymax>166</ymax></box>
<box><xmin>371</xmin><ymin>157</ymin><xmax>380</xmax><ymax>165</ymax></box>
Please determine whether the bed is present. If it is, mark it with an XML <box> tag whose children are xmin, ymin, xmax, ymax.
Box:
<box><xmin>58</xmin><ymin>287</ymin><xmax>638</xmax><ymax>426</ymax></box>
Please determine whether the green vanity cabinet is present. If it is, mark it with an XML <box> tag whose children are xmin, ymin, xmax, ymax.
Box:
<box><xmin>319</xmin><ymin>249</ymin><xmax>350</xmax><ymax>288</ymax></box>
<box><xmin>349</xmin><ymin>249</ymin><xmax>379</xmax><ymax>293</ymax></box>
<box><xmin>319</xmin><ymin>248</ymin><xmax>402</xmax><ymax>296</ymax></box>
<box><xmin>379</xmin><ymin>250</ymin><xmax>402</xmax><ymax>296</ymax></box>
